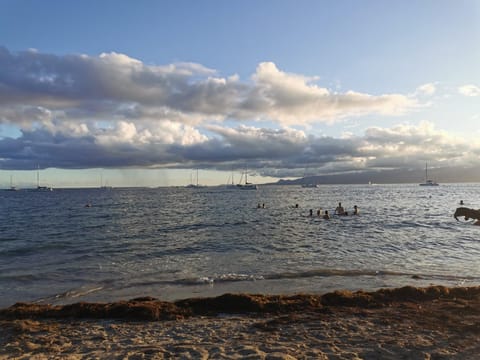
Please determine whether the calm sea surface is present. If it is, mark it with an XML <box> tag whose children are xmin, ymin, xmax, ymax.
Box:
<box><xmin>1</xmin><ymin>184</ymin><xmax>480</xmax><ymax>308</ymax></box>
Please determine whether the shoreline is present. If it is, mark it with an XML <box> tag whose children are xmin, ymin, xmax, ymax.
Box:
<box><xmin>2</xmin><ymin>285</ymin><xmax>480</xmax><ymax>359</ymax></box>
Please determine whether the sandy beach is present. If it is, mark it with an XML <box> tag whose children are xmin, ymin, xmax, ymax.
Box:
<box><xmin>1</xmin><ymin>285</ymin><xmax>480</xmax><ymax>359</ymax></box>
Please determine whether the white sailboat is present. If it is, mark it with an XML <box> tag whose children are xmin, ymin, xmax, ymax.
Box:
<box><xmin>35</xmin><ymin>166</ymin><xmax>53</xmax><ymax>191</ymax></box>
<box><xmin>237</xmin><ymin>168</ymin><xmax>257</xmax><ymax>190</ymax></box>
<box><xmin>6</xmin><ymin>175</ymin><xmax>18</xmax><ymax>191</ymax></box>
<box><xmin>301</xmin><ymin>167</ymin><xmax>319</xmax><ymax>188</ymax></box>
<box><xmin>419</xmin><ymin>163</ymin><xmax>439</xmax><ymax>186</ymax></box>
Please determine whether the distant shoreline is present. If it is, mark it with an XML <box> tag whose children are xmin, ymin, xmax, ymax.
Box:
<box><xmin>2</xmin><ymin>181</ymin><xmax>480</xmax><ymax>191</ymax></box>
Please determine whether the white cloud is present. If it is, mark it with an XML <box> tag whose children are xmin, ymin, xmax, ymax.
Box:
<box><xmin>416</xmin><ymin>83</ymin><xmax>436</xmax><ymax>96</ymax></box>
<box><xmin>360</xmin><ymin>121</ymin><xmax>468</xmax><ymax>167</ymax></box>
<box><xmin>458</xmin><ymin>84</ymin><xmax>480</xmax><ymax>97</ymax></box>
<box><xmin>93</xmin><ymin>120</ymin><xmax>208</xmax><ymax>147</ymax></box>
<box><xmin>237</xmin><ymin>62</ymin><xmax>417</xmax><ymax>125</ymax></box>
<box><xmin>0</xmin><ymin>47</ymin><xmax>420</xmax><ymax>132</ymax></box>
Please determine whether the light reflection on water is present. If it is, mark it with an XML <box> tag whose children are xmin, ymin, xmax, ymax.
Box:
<box><xmin>1</xmin><ymin>183</ymin><xmax>480</xmax><ymax>306</ymax></box>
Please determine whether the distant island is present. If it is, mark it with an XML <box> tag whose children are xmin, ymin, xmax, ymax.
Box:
<box><xmin>270</xmin><ymin>165</ymin><xmax>480</xmax><ymax>185</ymax></box>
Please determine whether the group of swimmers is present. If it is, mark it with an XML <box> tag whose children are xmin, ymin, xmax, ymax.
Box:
<box><xmin>260</xmin><ymin>201</ymin><xmax>359</xmax><ymax>219</ymax></box>
<box><xmin>308</xmin><ymin>202</ymin><xmax>359</xmax><ymax>219</ymax></box>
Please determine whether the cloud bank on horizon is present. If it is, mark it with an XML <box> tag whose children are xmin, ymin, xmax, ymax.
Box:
<box><xmin>0</xmin><ymin>47</ymin><xmax>478</xmax><ymax>179</ymax></box>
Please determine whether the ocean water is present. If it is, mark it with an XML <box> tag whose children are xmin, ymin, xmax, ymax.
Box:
<box><xmin>1</xmin><ymin>184</ymin><xmax>480</xmax><ymax>308</ymax></box>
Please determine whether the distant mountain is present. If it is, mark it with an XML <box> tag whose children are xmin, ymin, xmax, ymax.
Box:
<box><xmin>271</xmin><ymin>166</ymin><xmax>480</xmax><ymax>185</ymax></box>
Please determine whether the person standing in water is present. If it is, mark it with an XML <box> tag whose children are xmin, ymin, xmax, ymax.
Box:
<box><xmin>335</xmin><ymin>202</ymin><xmax>345</xmax><ymax>215</ymax></box>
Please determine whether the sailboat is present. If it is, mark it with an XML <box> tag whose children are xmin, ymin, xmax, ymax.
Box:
<box><xmin>225</xmin><ymin>170</ymin><xmax>237</xmax><ymax>189</ymax></box>
<box><xmin>35</xmin><ymin>166</ymin><xmax>53</xmax><ymax>191</ymax></box>
<box><xmin>186</xmin><ymin>169</ymin><xmax>205</xmax><ymax>188</ymax></box>
<box><xmin>100</xmin><ymin>173</ymin><xmax>113</xmax><ymax>190</ymax></box>
<box><xmin>6</xmin><ymin>175</ymin><xmax>18</xmax><ymax>191</ymax></box>
<box><xmin>236</xmin><ymin>168</ymin><xmax>257</xmax><ymax>190</ymax></box>
<box><xmin>419</xmin><ymin>163</ymin><xmax>439</xmax><ymax>186</ymax></box>
<box><xmin>301</xmin><ymin>167</ymin><xmax>319</xmax><ymax>188</ymax></box>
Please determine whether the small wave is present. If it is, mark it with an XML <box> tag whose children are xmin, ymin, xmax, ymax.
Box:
<box><xmin>265</xmin><ymin>268</ymin><xmax>480</xmax><ymax>282</ymax></box>
<box><xmin>34</xmin><ymin>285</ymin><xmax>105</xmax><ymax>304</ymax></box>
<box><xmin>177</xmin><ymin>273</ymin><xmax>265</xmax><ymax>285</ymax></box>
<box><xmin>174</xmin><ymin>269</ymin><xmax>480</xmax><ymax>287</ymax></box>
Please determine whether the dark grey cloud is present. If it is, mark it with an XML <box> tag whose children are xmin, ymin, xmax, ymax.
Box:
<box><xmin>1</xmin><ymin>119</ymin><xmax>474</xmax><ymax>181</ymax></box>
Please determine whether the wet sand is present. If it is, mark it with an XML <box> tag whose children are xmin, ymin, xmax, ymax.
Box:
<box><xmin>1</xmin><ymin>285</ymin><xmax>480</xmax><ymax>359</ymax></box>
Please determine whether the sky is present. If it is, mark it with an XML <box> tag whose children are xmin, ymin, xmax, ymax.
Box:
<box><xmin>0</xmin><ymin>0</ymin><xmax>479</xmax><ymax>187</ymax></box>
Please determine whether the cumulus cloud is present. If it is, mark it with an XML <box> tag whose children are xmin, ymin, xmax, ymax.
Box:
<box><xmin>235</xmin><ymin>62</ymin><xmax>417</xmax><ymax>124</ymax></box>
<box><xmin>458</xmin><ymin>84</ymin><xmax>480</xmax><ymax>97</ymax></box>
<box><xmin>0</xmin><ymin>47</ymin><xmax>418</xmax><ymax>130</ymax></box>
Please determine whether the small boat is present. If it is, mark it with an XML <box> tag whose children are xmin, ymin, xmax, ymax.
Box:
<box><xmin>237</xmin><ymin>168</ymin><xmax>257</xmax><ymax>190</ymax></box>
<box><xmin>419</xmin><ymin>163</ymin><xmax>439</xmax><ymax>186</ymax></box>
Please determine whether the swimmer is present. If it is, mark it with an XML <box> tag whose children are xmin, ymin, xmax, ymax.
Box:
<box><xmin>335</xmin><ymin>202</ymin><xmax>345</xmax><ymax>215</ymax></box>
<box><xmin>309</xmin><ymin>209</ymin><xmax>313</xmax><ymax>216</ymax></box>
<box><xmin>323</xmin><ymin>210</ymin><xmax>330</xmax><ymax>220</ymax></box>
<box><xmin>353</xmin><ymin>205</ymin><xmax>359</xmax><ymax>215</ymax></box>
